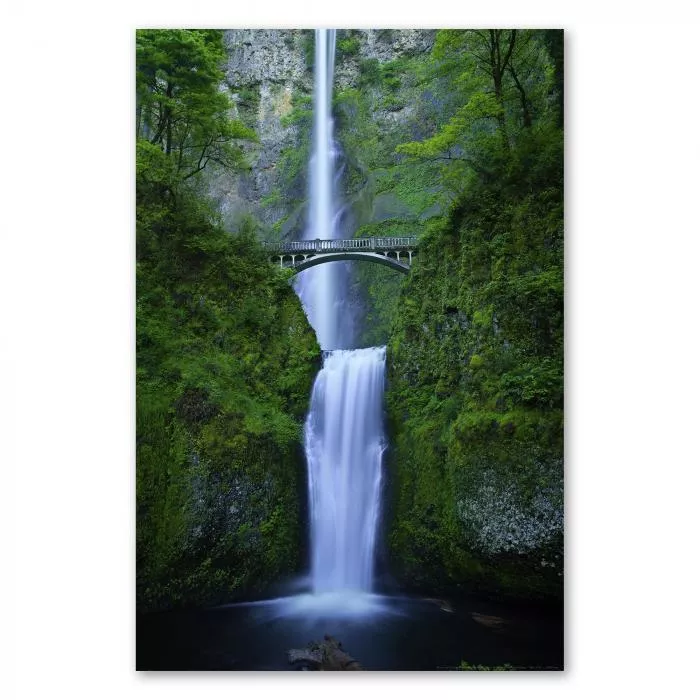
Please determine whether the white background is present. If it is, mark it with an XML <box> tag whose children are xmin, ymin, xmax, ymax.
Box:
<box><xmin>3</xmin><ymin>1</ymin><xmax>700</xmax><ymax>697</ymax></box>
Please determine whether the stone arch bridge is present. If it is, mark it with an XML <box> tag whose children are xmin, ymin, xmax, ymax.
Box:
<box><xmin>262</xmin><ymin>237</ymin><xmax>418</xmax><ymax>274</ymax></box>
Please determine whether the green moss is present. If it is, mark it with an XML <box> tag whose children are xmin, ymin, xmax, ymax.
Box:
<box><xmin>336</xmin><ymin>31</ymin><xmax>361</xmax><ymax>58</ymax></box>
<box><xmin>468</xmin><ymin>354</ymin><xmax>483</xmax><ymax>369</ymax></box>
<box><xmin>280</xmin><ymin>94</ymin><xmax>312</xmax><ymax>129</ymax></box>
<box><xmin>137</xmin><ymin>131</ymin><xmax>320</xmax><ymax>612</ymax></box>
<box><xmin>233</xmin><ymin>85</ymin><xmax>260</xmax><ymax>128</ymax></box>
<box><xmin>358</xmin><ymin>58</ymin><xmax>381</xmax><ymax>87</ymax></box>
<box><xmin>301</xmin><ymin>30</ymin><xmax>315</xmax><ymax>70</ymax></box>
<box><xmin>380</xmin><ymin>33</ymin><xmax>564</xmax><ymax>600</ymax></box>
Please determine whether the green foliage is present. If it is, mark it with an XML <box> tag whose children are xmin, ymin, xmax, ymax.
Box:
<box><xmin>396</xmin><ymin>92</ymin><xmax>502</xmax><ymax>160</ymax></box>
<box><xmin>274</xmin><ymin>92</ymin><xmax>312</xmax><ymax>217</ymax></box>
<box><xmin>333</xmin><ymin>55</ymin><xmax>447</xmax><ymax>346</ymax></box>
<box><xmin>380</xmin><ymin>30</ymin><xmax>564</xmax><ymax>602</ymax></box>
<box><xmin>136</xmin><ymin>31</ymin><xmax>320</xmax><ymax>612</ymax></box>
<box><xmin>357</xmin><ymin>58</ymin><xmax>381</xmax><ymax>88</ymax></box>
<box><xmin>301</xmin><ymin>30</ymin><xmax>315</xmax><ymax>70</ymax></box>
<box><xmin>136</xmin><ymin>193</ymin><xmax>320</xmax><ymax>610</ymax></box>
<box><xmin>394</xmin><ymin>30</ymin><xmax>558</xmax><ymax>199</ymax></box>
<box><xmin>260</xmin><ymin>189</ymin><xmax>282</xmax><ymax>208</ymax></box>
<box><xmin>277</xmin><ymin>142</ymin><xmax>310</xmax><ymax>214</ymax></box>
<box><xmin>280</xmin><ymin>94</ymin><xmax>312</xmax><ymax>129</ymax></box>
<box><xmin>334</xmin><ymin>87</ymin><xmax>382</xmax><ymax>174</ymax></box>
<box><xmin>336</xmin><ymin>31</ymin><xmax>361</xmax><ymax>58</ymax></box>
<box><xmin>232</xmin><ymin>85</ymin><xmax>261</xmax><ymax>128</ymax></box>
<box><xmin>136</xmin><ymin>29</ymin><xmax>256</xmax><ymax>182</ymax></box>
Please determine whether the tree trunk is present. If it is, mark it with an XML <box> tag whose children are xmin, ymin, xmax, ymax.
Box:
<box><xmin>508</xmin><ymin>64</ymin><xmax>532</xmax><ymax>128</ymax></box>
<box><xmin>165</xmin><ymin>82</ymin><xmax>173</xmax><ymax>155</ymax></box>
<box><xmin>489</xmin><ymin>29</ymin><xmax>516</xmax><ymax>151</ymax></box>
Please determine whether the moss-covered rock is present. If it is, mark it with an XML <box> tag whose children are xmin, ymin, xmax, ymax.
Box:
<box><xmin>136</xmin><ymin>200</ymin><xmax>320</xmax><ymax>612</ymax></box>
<box><xmin>384</xmin><ymin>132</ymin><xmax>563</xmax><ymax>603</ymax></box>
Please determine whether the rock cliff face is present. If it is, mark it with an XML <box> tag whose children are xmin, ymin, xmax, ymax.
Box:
<box><xmin>207</xmin><ymin>29</ymin><xmax>311</xmax><ymax>230</ymax></box>
<box><xmin>208</xmin><ymin>29</ymin><xmax>436</xmax><ymax>235</ymax></box>
<box><xmin>360</xmin><ymin>29</ymin><xmax>434</xmax><ymax>61</ymax></box>
<box><xmin>224</xmin><ymin>30</ymin><xmax>309</xmax><ymax>85</ymax></box>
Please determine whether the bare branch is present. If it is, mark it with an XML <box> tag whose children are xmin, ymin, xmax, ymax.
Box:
<box><xmin>501</xmin><ymin>30</ymin><xmax>518</xmax><ymax>75</ymax></box>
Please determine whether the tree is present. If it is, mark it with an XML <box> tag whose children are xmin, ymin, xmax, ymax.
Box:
<box><xmin>395</xmin><ymin>29</ymin><xmax>558</xmax><ymax>195</ymax></box>
<box><xmin>468</xmin><ymin>29</ymin><xmax>517</xmax><ymax>145</ymax></box>
<box><xmin>136</xmin><ymin>29</ymin><xmax>255</xmax><ymax>184</ymax></box>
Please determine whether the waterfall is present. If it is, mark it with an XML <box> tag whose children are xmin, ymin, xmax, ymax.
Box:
<box><xmin>295</xmin><ymin>28</ymin><xmax>351</xmax><ymax>351</ymax></box>
<box><xmin>296</xmin><ymin>30</ymin><xmax>386</xmax><ymax>596</ymax></box>
<box><xmin>305</xmin><ymin>348</ymin><xmax>386</xmax><ymax>592</ymax></box>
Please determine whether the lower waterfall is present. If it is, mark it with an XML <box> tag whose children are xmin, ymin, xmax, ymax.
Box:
<box><xmin>304</xmin><ymin>347</ymin><xmax>386</xmax><ymax>593</ymax></box>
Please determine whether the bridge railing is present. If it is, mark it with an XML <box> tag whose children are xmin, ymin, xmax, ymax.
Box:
<box><xmin>262</xmin><ymin>237</ymin><xmax>418</xmax><ymax>254</ymax></box>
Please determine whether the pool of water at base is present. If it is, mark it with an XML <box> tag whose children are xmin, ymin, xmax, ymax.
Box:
<box><xmin>136</xmin><ymin>591</ymin><xmax>563</xmax><ymax>671</ymax></box>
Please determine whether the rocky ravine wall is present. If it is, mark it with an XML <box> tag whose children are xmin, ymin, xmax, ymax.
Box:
<box><xmin>205</xmin><ymin>29</ymin><xmax>563</xmax><ymax>605</ymax></box>
<box><xmin>208</xmin><ymin>29</ymin><xmax>436</xmax><ymax>238</ymax></box>
<box><xmin>206</xmin><ymin>29</ymin><xmax>311</xmax><ymax>232</ymax></box>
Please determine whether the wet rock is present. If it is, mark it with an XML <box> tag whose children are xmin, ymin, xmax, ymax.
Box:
<box><xmin>288</xmin><ymin>636</ymin><xmax>363</xmax><ymax>671</ymax></box>
<box><xmin>358</xmin><ymin>29</ymin><xmax>435</xmax><ymax>63</ymax></box>
<box><xmin>471</xmin><ymin>613</ymin><xmax>507</xmax><ymax>630</ymax></box>
<box><xmin>223</xmin><ymin>29</ymin><xmax>309</xmax><ymax>87</ymax></box>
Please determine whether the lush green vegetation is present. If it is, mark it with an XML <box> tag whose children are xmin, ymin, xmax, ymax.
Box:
<box><xmin>136</xmin><ymin>29</ymin><xmax>320</xmax><ymax>611</ymax></box>
<box><xmin>135</xmin><ymin>28</ymin><xmax>565</xmax><ymax>610</ymax></box>
<box><xmin>328</xmin><ymin>30</ymin><xmax>564</xmax><ymax>601</ymax></box>
<box><xmin>272</xmin><ymin>92</ymin><xmax>313</xmax><ymax>237</ymax></box>
<box><xmin>332</xmin><ymin>43</ymin><xmax>449</xmax><ymax>347</ymax></box>
<box><xmin>383</xmin><ymin>30</ymin><xmax>564</xmax><ymax>601</ymax></box>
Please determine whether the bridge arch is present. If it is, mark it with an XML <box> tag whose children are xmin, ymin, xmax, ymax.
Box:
<box><xmin>288</xmin><ymin>251</ymin><xmax>410</xmax><ymax>275</ymax></box>
<box><xmin>264</xmin><ymin>237</ymin><xmax>418</xmax><ymax>276</ymax></box>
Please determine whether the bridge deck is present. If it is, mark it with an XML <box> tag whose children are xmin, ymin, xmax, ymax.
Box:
<box><xmin>263</xmin><ymin>237</ymin><xmax>418</xmax><ymax>255</ymax></box>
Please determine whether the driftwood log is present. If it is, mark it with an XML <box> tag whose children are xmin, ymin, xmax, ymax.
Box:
<box><xmin>288</xmin><ymin>635</ymin><xmax>363</xmax><ymax>671</ymax></box>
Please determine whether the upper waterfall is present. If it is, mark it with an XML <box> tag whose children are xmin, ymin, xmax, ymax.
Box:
<box><xmin>295</xmin><ymin>29</ymin><xmax>353</xmax><ymax>351</ymax></box>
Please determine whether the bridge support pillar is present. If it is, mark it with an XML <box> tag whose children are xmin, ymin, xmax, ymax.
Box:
<box><xmin>279</xmin><ymin>255</ymin><xmax>284</xmax><ymax>268</ymax></box>
<box><xmin>408</xmin><ymin>250</ymin><xmax>413</xmax><ymax>264</ymax></box>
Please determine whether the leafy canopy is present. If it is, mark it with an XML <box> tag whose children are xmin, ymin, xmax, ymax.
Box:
<box><xmin>136</xmin><ymin>29</ymin><xmax>255</xmax><ymax>183</ymax></box>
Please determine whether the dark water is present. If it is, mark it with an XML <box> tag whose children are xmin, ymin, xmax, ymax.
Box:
<box><xmin>137</xmin><ymin>592</ymin><xmax>563</xmax><ymax>671</ymax></box>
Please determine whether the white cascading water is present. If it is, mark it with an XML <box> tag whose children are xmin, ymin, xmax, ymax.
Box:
<box><xmin>295</xmin><ymin>28</ymin><xmax>342</xmax><ymax>351</ymax></box>
<box><xmin>296</xmin><ymin>30</ymin><xmax>386</xmax><ymax>597</ymax></box>
<box><xmin>305</xmin><ymin>347</ymin><xmax>386</xmax><ymax>592</ymax></box>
